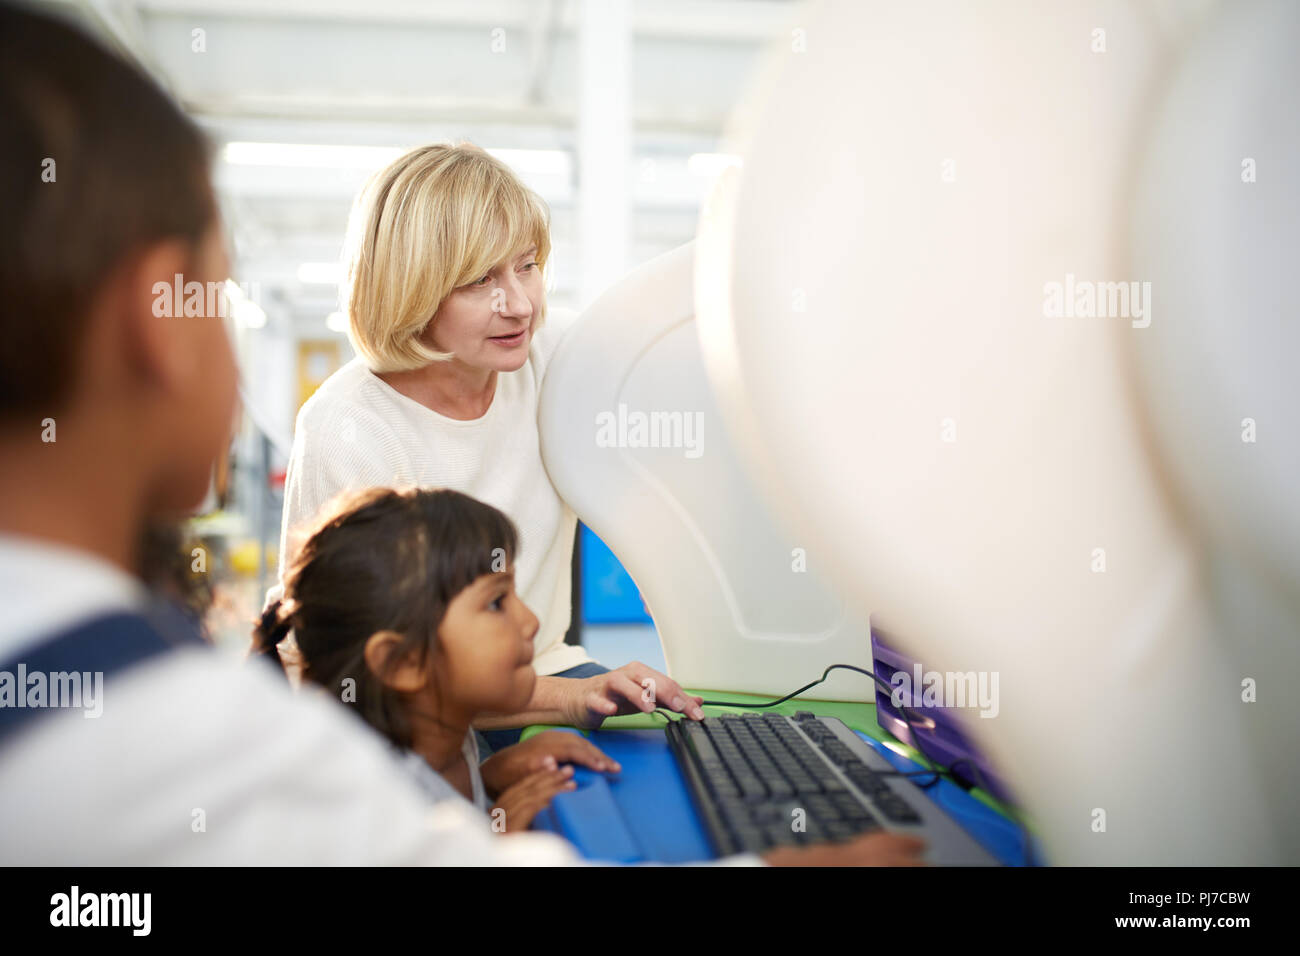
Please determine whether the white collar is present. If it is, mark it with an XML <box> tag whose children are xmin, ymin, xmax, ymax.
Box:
<box><xmin>0</xmin><ymin>532</ymin><xmax>149</xmax><ymax>662</ymax></box>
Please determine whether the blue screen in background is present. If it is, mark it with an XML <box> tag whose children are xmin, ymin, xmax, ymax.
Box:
<box><xmin>580</xmin><ymin>524</ymin><xmax>652</xmax><ymax>625</ymax></box>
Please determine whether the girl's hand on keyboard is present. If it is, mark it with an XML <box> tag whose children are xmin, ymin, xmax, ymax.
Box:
<box><xmin>762</xmin><ymin>832</ymin><xmax>927</xmax><ymax>866</ymax></box>
<box><xmin>481</xmin><ymin>730</ymin><xmax>621</xmax><ymax>797</ymax></box>
<box><xmin>490</xmin><ymin>766</ymin><xmax>578</xmax><ymax>833</ymax></box>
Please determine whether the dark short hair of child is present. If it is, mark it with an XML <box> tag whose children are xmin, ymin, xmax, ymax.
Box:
<box><xmin>256</xmin><ymin>487</ymin><xmax>520</xmax><ymax>749</ymax></box>
<box><xmin>0</xmin><ymin>0</ymin><xmax>216</xmax><ymax>419</ymax></box>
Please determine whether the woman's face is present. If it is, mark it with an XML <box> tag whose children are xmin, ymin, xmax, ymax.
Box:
<box><xmin>431</xmin><ymin>565</ymin><xmax>539</xmax><ymax>718</ymax></box>
<box><xmin>424</xmin><ymin>243</ymin><xmax>544</xmax><ymax>372</ymax></box>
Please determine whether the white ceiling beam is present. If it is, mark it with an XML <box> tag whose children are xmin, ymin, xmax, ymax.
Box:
<box><xmin>132</xmin><ymin>0</ymin><xmax>802</xmax><ymax>42</ymax></box>
<box><xmin>185</xmin><ymin>96</ymin><xmax>724</xmax><ymax>136</ymax></box>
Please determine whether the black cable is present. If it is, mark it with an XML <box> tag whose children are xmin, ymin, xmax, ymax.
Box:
<box><xmin>946</xmin><ymin>756</ymin><xmax>1035</xmax><ymax>867</ymax></box>
<box><xmin>891</xmin><ymin>707</ymin><xmax>1032</xmax><ymax>864</ymax></box>
<box><xmin>946</xmin><ymin>757</ymin><xmax>986</xmax><ymax>790</ymax></box>
<box><xmin>697</xmin><ymin>663</ymin><xmax>881</xmax><ymax>709</ymax></box>
<box><xmin>876</xmin><ymin>767</ymin><xmax>950</xmax><ymax>788</ymax></box>
<box><xmin>880</xmin><ymin>686</ymin><xmax>1032</xmax><ymax>861</ymax></box>
<box><xmin>894</xmin><ymin>699</ymin><xmax>946</xmax><ymax>788</ymax></box>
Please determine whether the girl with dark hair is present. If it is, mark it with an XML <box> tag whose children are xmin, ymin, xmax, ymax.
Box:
<box><xmin>0</xmin><ymin>0</ymin><xmax>923</xmax><ymax>866</ymax></box>
<box><xmin>256</xmin><ymin>485</ymin><xmax>620</xmax><ymax>832</ymax></box>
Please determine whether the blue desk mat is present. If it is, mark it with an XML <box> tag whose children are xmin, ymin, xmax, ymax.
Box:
<box><xmin>530</xmin><ymin>727</ymin><xmax>1038</xmax><ymax>865</ymax></box>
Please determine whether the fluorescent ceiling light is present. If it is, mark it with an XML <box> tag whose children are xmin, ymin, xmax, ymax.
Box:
<box><xmin>688</xmin><ymin>152</ymin><xmax>743</xmax><ymax>177</ymax></box>
<box><xmin>488</xmin><ymin>149</ymin><xmax>571</xmax><ymax>176</ymax></box>
<box><xmin>222</xmin><ymin>142</ymin><xmax>570</xmax><ymax>176</ymax></box>
<box><xmin>223</xmin><ymin>142</ymin><xmax>405</xmax><ymax>169</ymax></box>
<box><xmin>223</xmin><ymin>279</ymin><xmax>266</xmax><ymax>329</ymax></box>
<box><xmin>297</xmin><ymin>262</ymin><xmax>343</xmax><ymax>285</ymax></box>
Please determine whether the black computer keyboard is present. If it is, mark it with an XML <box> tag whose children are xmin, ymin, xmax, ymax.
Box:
<box><xmin>666</xmin><ymin>711</ymin><xmax>998</xmax><ymax>863</ymax></box>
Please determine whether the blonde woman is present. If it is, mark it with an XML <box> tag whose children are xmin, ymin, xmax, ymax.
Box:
<box><xmin>275</xmin><ymin>143</ymin><xmax>704</xmax><ymax>749</ymax></box>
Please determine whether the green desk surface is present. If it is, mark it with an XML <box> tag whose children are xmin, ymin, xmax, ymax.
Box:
<box><xmin>523</xmin><ymin>689</ymin><xmax>1029</xmax><ymax>827</ymax></box>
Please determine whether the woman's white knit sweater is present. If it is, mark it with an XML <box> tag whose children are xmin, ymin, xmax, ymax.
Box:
<box><xmin>273</xmin><ymin>308</ymin><xmax>591</xmax><ymax>676</ymax></box>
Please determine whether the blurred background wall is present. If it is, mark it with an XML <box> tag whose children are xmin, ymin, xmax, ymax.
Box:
<box><xmin>35</xmin><ymin>0</ymin><xmax>801</xmax><ymax>656</ymax></box>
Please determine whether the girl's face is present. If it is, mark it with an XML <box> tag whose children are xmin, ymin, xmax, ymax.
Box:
<box><xmin>430</xmin><ymin>565</ymin><xmax>539</xmax><ymax>718</ymax></box>
<box><xmin>423</xmin><ymin>243</ymin><xmax>544</xmax><ymax>373</ymax></box>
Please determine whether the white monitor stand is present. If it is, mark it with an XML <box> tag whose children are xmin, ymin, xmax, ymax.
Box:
<box><xmin>690</xmin><ymin>0</ymin><xmax>1295</xmax><ymax>865</ymax></box>
<box><xmin>539</xmin><ymin>241</ymin><xmax>875</xmax><ymax>701</ymax></box>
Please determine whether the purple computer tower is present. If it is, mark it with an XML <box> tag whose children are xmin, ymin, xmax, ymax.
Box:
<box><xmin>870</xmin><ymin>624</ymin><xmax>1016</xmax><ymax>805</ymax></box>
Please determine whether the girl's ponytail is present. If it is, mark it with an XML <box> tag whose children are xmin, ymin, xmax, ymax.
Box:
<box><xmin>254</xmin><ymin>598</ymin><xmax>294</xmax><ymax>675</ymax></box>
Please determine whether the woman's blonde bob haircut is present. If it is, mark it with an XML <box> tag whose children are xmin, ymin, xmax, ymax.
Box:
<box><xmin>342</xmin><ymin>142</ymin><xmax>552</xmax><ymax>372</ymax></box>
